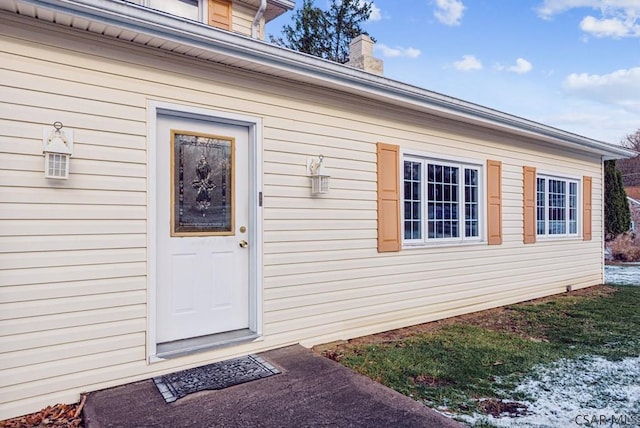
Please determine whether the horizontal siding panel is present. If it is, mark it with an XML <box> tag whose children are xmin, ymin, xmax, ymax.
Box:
<box><xmin>263</xmin><ymin>229</ymin><xmax>374</xmax><ymax>243</ymax></box>
<box><xmin>264</xmin><ymin>247</ymin><xmax>600</xmax><ymax>286</ymax></box>
<box><xmin>262</xmin><ymin>150</ymin><xmax>374</xmax><ymax>174</ymax></box>
<box><xmin>264</xmin><ymin>266</ymin><xmax>598</xmax><ymax>323</ymax></box>
<box><xmin>0</xmin><ymin>103</ymin><xmax>145</xmax><ymax>136</ymax></box>
<box><xmin>0</xmin><ymin>203</ymin><xmax>146</xmax><ymax>220</ymax></box>
<box><xmin>0</xmin><ymin>152</ymin><xmax>146</xmax><ymax>177</ymax></box>
<box><xmin>307</xmin><ymin>258</ymin><xmax>597</xmax><ymax>307</ymax></box>
<box><xmin>1</xmin><ymin>333</ymin><xmax>144</xmax><ymax>370</ymax></box>
<box><xmin>73</xmin><ymin>144</ymin><xmax>146</xmax><ymax>164</ymax></box>
<box><xmin>0</xmin><ymin>43</ymin><xmax>143</xmax><ymax>90</ymax></box>
<box><xmin>65</xmin><ymin>159</ymin><xmax>146</xmax><ymax>177</ymax></box>
<box><xmin>263</xmin><ymin>208</ymin><xmax>375</xmax><ymax>221</ymax></box>
<box><xmin>0</xmin><ymin>65</ymin><xmax>143</xmax><ymax>107</ymax></box>
<box><xmin>265</xmin><ymin>248</ymin><xmax>378</xmax><ymax>265</ymax></box>
<box><xmin>0</xmin><ymin>152</ymin><xmax>41</xmax><ymax>173</ymax></box>
<box><xmin>1</xmin><ymin>248</ymin><xmax>145</xmax><ymax>270</ymax></box>
<box><xmin>263</xmin><ymin>162</ymin><xmax>376</xmax><ymax>182</ymax></box>
<box><xmin>265</xmin><ymin>239</ymin><xmax>375</xmax><ymax>254</ymax></box>
<box><xmin>264</xmin><ymin>241</ymin><xmax>597</xmax><ymax>270</ymax></box>
<box><xmin>263</xmin><ymin>252</ymin><xmax>600</xmax><ymax>300</ymax></box>
<box><xmin>0</xmin><ymin>290</ymin><xmax>146</xmax><ymax>320</ymax></box>
<box><xmin>0</xmin><ymin>137</ymin><xmax>145</xmax><ymax>165</ymax></box>
<box><xmin>0</xmin><ymin>234</ymin><xmax>146</xmax><ymax>253</ymax></box>
<box><xmin>263</xmin><ymin>174</ymin><xmax>375</xmax><ymax>191</ymax></box>
<box><xmin>0</xmin><ymin>304</ymin><xmax>146</xmax><ymax>336</ymax></box>
<box><xmin>0</xmin><ymin>347</ymin><xmax>145</xmax><ymax>400</ymax></box>
<box><xmin>0</xmin><ymin>187</ymin><xmax>145</xmax><ymax>206</ymax></box>
<box><xmin>0</xmin><ymin>170</ymin><xmax>146</xmax><ymax>192</ymax></box>
<box><xmin>0</xmin><ymin>277</ymin><xmax>145</xmax><ymax>303</ymax></box>
<box><xmin>263</xmin><ymin>197</ymin><xmax>376</xmax><ymax>210</ymax></box>
<box><xmin>264</xmin><ymin>185</ymin><xmax>376</xmax><ymax>200</ymax></box>
<box><xmin>0</xmin><ymin>319</ymin><xmax>145</xmax><ymax>353</ymax></box>
<box><xmin>264</xmin><ymin>219</ymin><xmax>377</xmax><ymax>232</ymax></box>
<box><xmin>0</xmin><ymin>262</ymin><xmax>146</xmax><ymax>287</ymax></box>
<box><xmin>0</xmin><ymin>220</ymin><xmax>145</xmax><ymax>236</ymax></box>
<box><xmin>264</xmin><ymin>139</ymin><xmax>376</xmax><ymax>164</ymax></box>
<box><xmin>0</xmin><ymin>360</ymin><xmax>145</xmax><ymax>412</ymax></box>
<box><xmin>0</xmin><ymin>85</ymin><xmax>143</xmax><ymax>123</ymax></box>
<box><xmin>263</xmin><ymin>260</ymin><xmax>600</xmax><ymax>295</ymax></box>
<box><xmin>264</xmin><ymin>271</ymin><xmax>600</xmax><ymax>337</ymax></box>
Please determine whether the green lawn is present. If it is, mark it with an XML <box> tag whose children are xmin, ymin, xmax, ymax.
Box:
<box><xmin>321</xmin><ymin>285</ymin><xmax>640</xmax><ymax>423</ymax></box>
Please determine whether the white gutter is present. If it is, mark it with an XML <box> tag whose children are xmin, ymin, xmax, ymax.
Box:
<box><xmin>252</xmin><ymin>0</ymin><xmax>267</xmax><ymax>39</ymax></box>
<box><xmin>5</xmin><ymin>0</ymin><xmax>636</xmax><ymax>160</ymax></box>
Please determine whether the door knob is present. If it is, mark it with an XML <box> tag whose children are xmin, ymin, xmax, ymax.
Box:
<box><xmin>239</xmin><ymin>240</ymin><xmax>248</xmax><ymax>248</ymax></box>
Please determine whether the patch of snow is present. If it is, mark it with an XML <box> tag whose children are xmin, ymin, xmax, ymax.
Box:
<box><xmin>458</xmin><ymin>356</ymin><xmax>640</xmax><ymax>427</ymax></box>
<box><xmin>605</xmin><ymin>264</ymin><xmax>640</xmax><ymax>286</ymax></box>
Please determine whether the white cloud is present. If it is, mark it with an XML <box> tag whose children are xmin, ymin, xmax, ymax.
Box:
<box><xmin>580</xmin><ymin>15</ymin><xmax>633</xmax><ymax>37</ymax></box>
<box><xmin>508</xmin><ymin>58</ymin><xmax>533</xmax><ymax>74</ymax></box>
<box><xmin>536</xmin><ymin>0</ymin><xmax>640</xmax><ymax>37</ymax></box>
<box><xmin>376</xmin><ymin>44</ymin><xmax>421</xmax><ymax>58</ymax></box>
<box><xmin>358</xmin><ymin>0</ymin><xmax>382</xmax><ymax>21</ymax></box>
<box><xmin>434</xmin><ymin>0</ymin><xmax>466</xmax><ymax>26</ymax></box>
<box><xmin>495</xmin><ymin>58</ymin><xmax>532</xmax><ymax>74</ymax></box>
<box><xmin>536</xmin><ymin>0</ymin><xmax>640</xmax><ymax>18</ymax></box>
<box><xmin>453</xmin><ymin>55</ymin><xmax>482</xmax><ymax>71</ymax></box>
<box><xmin>564</xmin><ymin>67</ymin><xmax>640</xmax><ymax>112</ymax></box>
<box><xmin>369</xmin><ymin>2</ymin><xmax>382</xmax><ymax>21</ymax></box>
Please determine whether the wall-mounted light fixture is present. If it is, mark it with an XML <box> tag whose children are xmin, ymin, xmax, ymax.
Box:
<box><xmin>307</xmin><ymin>154</ymin><xmax>330</xmax><ymax>195</ymax></box>
<box><xmin>43</xmin><ymin>121</ymin><xmax>73</xmax><ymax>179</ymax></box>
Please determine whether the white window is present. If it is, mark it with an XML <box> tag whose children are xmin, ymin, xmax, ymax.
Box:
<box><xmin>136</xmin><ymin>0</ymin><xmax>203</xmax><ymax>22</ymax></box>
<box><xmin>403</xmin><ymin>156</ymin><xmax>482</xmax><ymax>244</ymax></box>
<box><xmin>536</xmin><ymin>175</ymin><xmax>579</xmax><ymax>237</ymax></box>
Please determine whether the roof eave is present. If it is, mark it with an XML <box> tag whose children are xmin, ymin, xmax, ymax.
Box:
<box><xmin>5</xmin><ymin>0</ymin><xmax>636</xmax><ymax>160</ymax></box>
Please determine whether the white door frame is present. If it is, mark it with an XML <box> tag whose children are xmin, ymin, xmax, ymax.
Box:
<box><xmin>146</xmin><ymin>101</ymin><xmax>263</xmax><ymax>361</ymax></box>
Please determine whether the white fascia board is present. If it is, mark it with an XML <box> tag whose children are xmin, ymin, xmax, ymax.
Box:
<box><xmin>11</xmin><ymin>0</ymin><xmax>637</xmax><ymax>160</ymax></box>
<box><xmin>267</xmin><ymin>0</ymin><xmax>294</xmax><ymax>10</ymax></box>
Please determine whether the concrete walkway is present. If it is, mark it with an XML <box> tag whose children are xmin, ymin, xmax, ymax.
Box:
<box><xmin>84</xmin><ymin>344</ymin><xmax>463</xmax><ymax>427</ymax></box>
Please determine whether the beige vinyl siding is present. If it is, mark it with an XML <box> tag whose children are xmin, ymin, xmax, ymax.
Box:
<box><xmin>232</xmin><ymin>2</ymin><xmax>260</xmax><ymax>38</ymax></box>
<box><xmin>0</xmin><ymin>13</ymin><xmax>605</xmax><ymax>419</ymax></box>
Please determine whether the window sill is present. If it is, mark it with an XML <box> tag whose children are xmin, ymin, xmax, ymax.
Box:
<box><xmin>535</xmin><ymin>235</ymin><xmax>584</xmax><ymax>242</ymax></box>
<box><xmin>403</xmin><ymin>240</ymin><xmax>486</xmax><ymax>250</ymax></box>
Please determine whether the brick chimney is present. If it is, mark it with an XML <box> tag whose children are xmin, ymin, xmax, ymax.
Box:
<box><xmin>346</xmin><ymin>35</ymin><xmax>383</xmax><ymax>75</ymax></box>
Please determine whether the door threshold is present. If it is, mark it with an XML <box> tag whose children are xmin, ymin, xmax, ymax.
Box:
<box><xmin>155</xmin><ymin>329</ymin><xmax>259</xmax><ymax>360</ymax></box>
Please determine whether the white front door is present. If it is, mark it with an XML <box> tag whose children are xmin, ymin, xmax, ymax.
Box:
<box><xmin>156</xmin><ymin>114</ymin><xmax>249</xmax><ymax>344</ymax></box>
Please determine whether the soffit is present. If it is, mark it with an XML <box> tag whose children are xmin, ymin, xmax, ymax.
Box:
<box><xmin>233</xmin><ymin>0</ymin><xmax>294</xmax><ymax>22</ymax></box>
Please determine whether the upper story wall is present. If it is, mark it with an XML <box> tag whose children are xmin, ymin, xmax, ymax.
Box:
<box><xmin>126</xmin><ymin>0</ymin><xmax>289</xmax><ymax>39</ymax></box>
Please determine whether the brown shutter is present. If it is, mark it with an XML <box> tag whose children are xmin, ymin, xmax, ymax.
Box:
<box><xmin>486</xmin><ymin>160</ymin><xmax>502</xmax><ymax>245</ymax></box>
<box><xmin>523</xmin><ymin>166</ymin><xmax>537</xmax><ymax>244</ymax></box>
<box><xmin>377</xmin><ymin>143</ymin><xmax>401</xmax><ymax>252</ymax></box>
<box><xmin>583</xmin><ymin>176</ymin><xmax>592</xmax><ymax>241</ymax></box>
<box><xmin>209</xmin><ymin>0</ymin><xmax>231</xmax><ymax>30</ymax></box>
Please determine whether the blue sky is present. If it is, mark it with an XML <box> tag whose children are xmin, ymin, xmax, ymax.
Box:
<box><xmin>267</xmin><ymin>0</ymin><xmax>640</xmax><ymax>145</ymax></box>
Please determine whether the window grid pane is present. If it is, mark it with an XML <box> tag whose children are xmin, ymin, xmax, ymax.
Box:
<box><xmin>537</xmin><ymin>178</ymin><xmax>545</xmax><ymax>235</ymax></box>
<box><xmin>464</xmin><ymin>168</ymin><xmax>479</xmax><ymax>237</ymax></box>
<box><xmin>428</xmin><ymin>164</ymin><xmax>459</xmax><ymax>239</ymax></box>
<box><xmin>403</xmin><ymin>161</ymin><xmax>422</xmax><ymax>240</ymax></box>
<box><xmin>569</xmin><ymin>182</ymin><xmax>578</xmax><ymax>234</ymax></box>
<box><xmin>548</xmin><ymin>179</ymin><xmax>566</xmax><ymax>234</ymax></box>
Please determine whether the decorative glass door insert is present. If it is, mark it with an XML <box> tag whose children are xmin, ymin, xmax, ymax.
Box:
<box><xmin>171</xmin><ymin>130</ymin><xmax>234</xmax><ymax>236</ymax></box>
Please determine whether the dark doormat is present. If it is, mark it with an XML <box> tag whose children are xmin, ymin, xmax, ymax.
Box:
<box><xmin>153</xmin><ymin>354</ymin><xmax>280</xmax><ymax>403</ymax></box>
